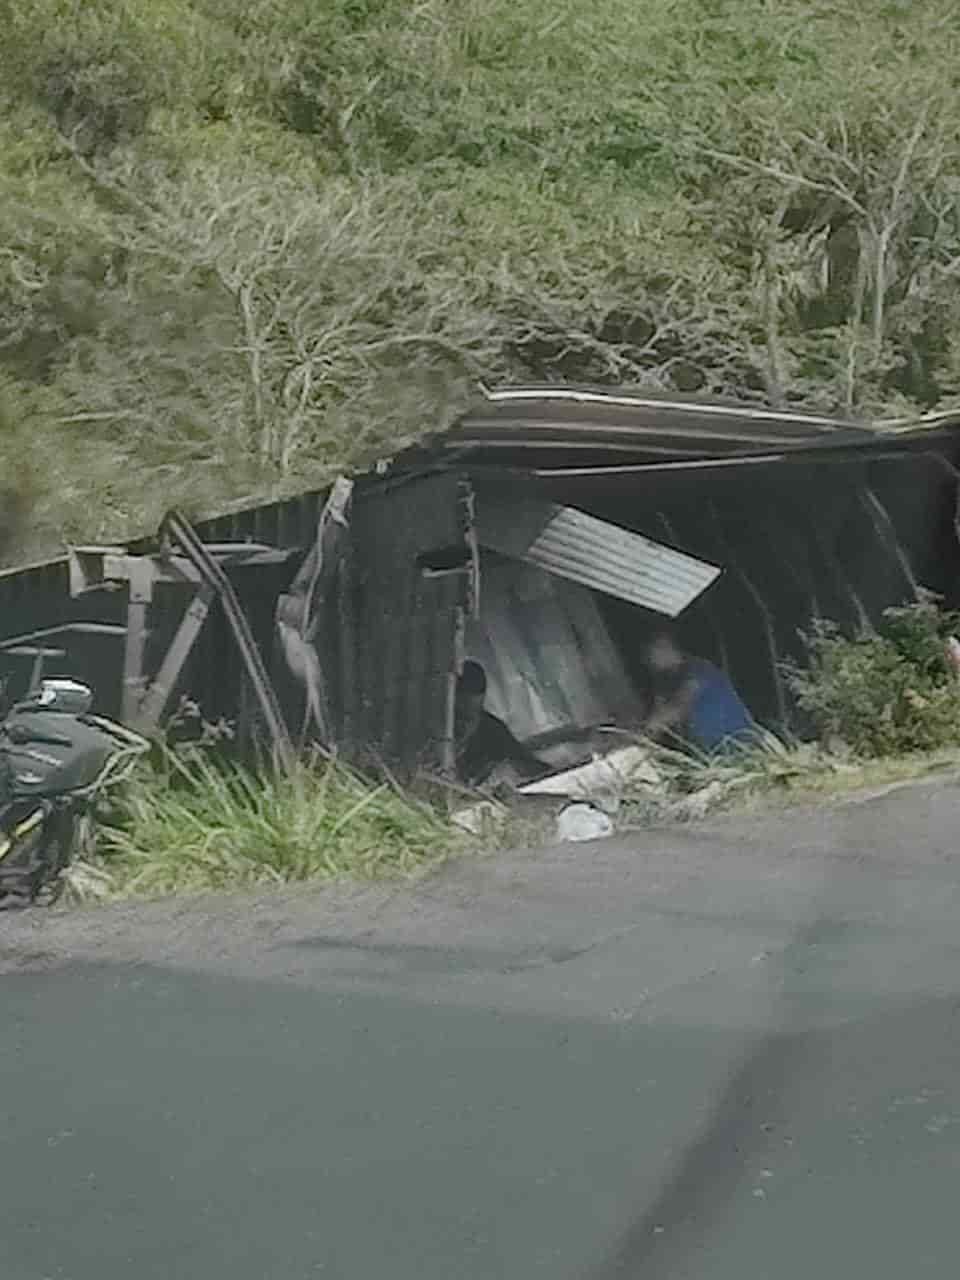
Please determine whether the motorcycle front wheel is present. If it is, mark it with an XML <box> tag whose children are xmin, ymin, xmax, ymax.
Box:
<box><xmin>0</xmin><ymin>805</ymin><xmax>76</xmax><ymax>907</ymax></box>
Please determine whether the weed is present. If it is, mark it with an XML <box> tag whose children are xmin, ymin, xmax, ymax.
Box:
<box><xmin>65</xmin><ymin>747</ymin><xmax>456</xmax><ymax>902</ymax></box>
<box><xmin>620</xmin><ymin>732</ymin><xmax>960</xmax><ymax>827</ymax></box>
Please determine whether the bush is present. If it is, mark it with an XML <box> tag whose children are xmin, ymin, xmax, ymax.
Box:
<box><xmin>784</xmin><ymin>598</ymin><xmax>960</xmax><ymax>758</ymax></box>
<box><xmin>71</xmin><ymin>747</ymin><xmax>455</xmax><ymax>900</ymax></box>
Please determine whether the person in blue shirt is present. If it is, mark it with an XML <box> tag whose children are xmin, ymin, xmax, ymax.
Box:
<box><xmin>643</xmin><ymin>630</ymin><xmax>756</xmax><ymax>754</ymax></box>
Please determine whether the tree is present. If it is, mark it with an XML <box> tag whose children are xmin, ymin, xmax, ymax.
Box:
<box><xmin>20</xmin><ymin>155</ymin><xmax>505</xmax><ymax>531</ymax></box>
<box><xmin>3</xmin><ymin>0</ymin><xmax>960</xmax><ymax>560</ymax></box>
<box><xmin>643</xmin><ymin>0</ymin><xmax>960</xmax><ymax>412</ymax></box>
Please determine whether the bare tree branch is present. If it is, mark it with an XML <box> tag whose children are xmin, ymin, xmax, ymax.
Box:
<box><xmin>696</xmin><ymin>145</ymin><xmax>869</xmax><ymax>219</ymax></box>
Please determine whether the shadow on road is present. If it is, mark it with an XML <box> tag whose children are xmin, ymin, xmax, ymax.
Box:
<box><xmin>590</xmin><ymin>918</ymin><xmax>853</xmax><ymax>1278</ymax></box>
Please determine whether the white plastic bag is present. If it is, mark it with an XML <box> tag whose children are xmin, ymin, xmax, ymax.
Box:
<box><xmin>555</xmin><ymin>803</ymin><xmax>614</xmax><ymax>843</ymax></box>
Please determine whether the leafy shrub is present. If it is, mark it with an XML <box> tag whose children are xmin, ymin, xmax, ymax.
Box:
<box><xmin>784</xmin><ymin>597</ymin><xmax>960</xmax><ymax>758</ymax></box>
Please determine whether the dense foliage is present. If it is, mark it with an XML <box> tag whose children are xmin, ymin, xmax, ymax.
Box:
<box><xmin>785</xmin><ymin>599</ymin><xmax>960</xmax><ymax>757</ymax></box>
<box><xmin>3</xmin><ymin>0</ymin><xmax>960</xmax><ymax>560</ymax></box>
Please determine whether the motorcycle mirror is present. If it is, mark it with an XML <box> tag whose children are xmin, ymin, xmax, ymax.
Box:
<box><xmin>38</xmin><ymin>679</ymin><xmax>93</xmax><ymax>714</ymax></box>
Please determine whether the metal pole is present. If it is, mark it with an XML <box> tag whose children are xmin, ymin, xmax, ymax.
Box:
<box><xmin>122</xmin><ymin>560</ymin><xmax>154</xmax><ymax>725</ymax></box>
<box><xmin>135</xmin><ymin>584</ymin><xmax>215</xmax><ymax>734</ymax></box>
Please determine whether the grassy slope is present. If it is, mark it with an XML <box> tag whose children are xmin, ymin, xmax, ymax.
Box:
<box><xmin>2</xmin><ymin>1</ymin><xmax>960</xmax><ymax>560</ymax></box>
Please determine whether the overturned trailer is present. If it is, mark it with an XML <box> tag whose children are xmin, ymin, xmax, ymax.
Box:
<box><xmin>2</xmin><ymin>386</ymin><xmax>960</xmax><ymax>776</ymax></box>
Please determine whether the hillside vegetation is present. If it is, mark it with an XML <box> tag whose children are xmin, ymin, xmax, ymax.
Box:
<box><xmin>3</xmin><ymin>0</ymin><xmax>960</xmax><ymax>561</ymax></box>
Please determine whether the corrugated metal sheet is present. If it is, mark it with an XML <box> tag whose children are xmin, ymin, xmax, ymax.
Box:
<box><xmin>466</xmin><ymin>558</ymin><xmax>643</xmax><ymax>744</ymax></box>
<box><xmin>0</xmin><ymin>384</ymin><xmax>959</xmax><ymax>756</ymax></box>
<box><xmin>0</xmin><ymin>491</ymin><xmax>334</xmax><ymax>723</ymax></box>
<box><xmin>475</xmin><ymin>493</ymin><xmax>720</xmax><ymax>617</ymax></box>
<box><xmin>389</xmin><ymin>385</ymin><xmax>887</xmax><ymax>473</ymax></box>
<box><xmin>345</xmin><ymin>472</ymin><xmax>466</xmax><ymax>774</ymax></box>
<box><xmin>483</xmin><ymin>385</ymin><xmax>852</xmax><ymax>425</ymax></box>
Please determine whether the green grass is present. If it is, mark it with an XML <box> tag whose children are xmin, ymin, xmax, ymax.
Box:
<box><xmin>65</xmin><ymin>748</ymin><xmax>458</xmax><ymax>903</ymax></box>
<box><xmin>60</xmin><ymin>732</ymin><xmax>960</xmax><ymax>907</ymax></box>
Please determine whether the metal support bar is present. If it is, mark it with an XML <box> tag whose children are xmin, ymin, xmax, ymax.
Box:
<box><xmin>338</xmin><ymin>524</ymin><xmax>357</xmax><ymax>757</ymax></box>
<box><xmin>122</xmin><ymin>559</ymin><xmax>155</xmax><ymax>726</ymax></box>
<box><xmin>69</xmin><ymin>544</ymin><xmax>296</xmax><ymax>596</ymax></box>
<box><xmin>135</xmin><ymin>583</ymin><xmax>215</xmax><ymax>734</ymax></box>
<box><xmin>28</xmin><ymin>652</ymin><xmax>45</xmax><ymax>695</ymax></box>
<box><xmin>0</xmin><ymin>623</ymin><xmax>127</xmax><ymax>647</ymax></box>
<box><xmin>161</xmin><ymin>510</ymin><xmax>294</xmax><ymax>770</ymax></box>
<box><xmin>443</xmin><ymin>605</ymin><xmax>467</xmax><ymax>781</ymax></box>
<box><xmin>68</xmin><ymin>539</ymin><xmax>299</xmax><ymax>735</ymax></box>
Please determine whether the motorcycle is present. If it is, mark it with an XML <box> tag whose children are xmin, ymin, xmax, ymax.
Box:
<box><xmin>0</xmin><ymin>678</ymin><xmax>149</xmax><ymax>908</ymax></box>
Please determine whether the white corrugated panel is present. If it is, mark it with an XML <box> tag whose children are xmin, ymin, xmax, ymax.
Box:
<box><xmin>476</xmin><ymin>499</ymin><xmax>720</xmax><ymax>617</ymax></box>
<box><xmin>465</xmin><ymin>558</ymin><xmax>643</xmax><ymax>742</ymax></box>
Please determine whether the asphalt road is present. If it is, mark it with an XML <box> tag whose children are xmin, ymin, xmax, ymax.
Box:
<box><xmin>3</xmin><ymin>778</ymin><xmax>960</xmax><ymax>1279</ymax></box>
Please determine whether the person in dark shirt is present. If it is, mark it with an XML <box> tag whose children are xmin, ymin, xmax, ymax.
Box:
<box><xmin>454</xmin><ymin>661</ymin><xmax>546</xmax><ymax>786</ymax></box>
<box><xmin>643</xmin><ymin>631</ymin><xmax>755</xmax><ymax>753</ymax></box>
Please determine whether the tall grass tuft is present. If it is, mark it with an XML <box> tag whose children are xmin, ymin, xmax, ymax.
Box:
<box><xmin>619</xmin><ymin>731</ymin><xmax>960</xmax><ymax>827</ymax></box>
<box><xmin>68</xmin><ymin>748</ymin><xmax>455</xmax><ymax>902</ymax></box>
